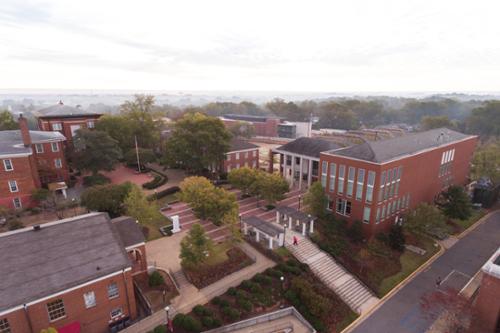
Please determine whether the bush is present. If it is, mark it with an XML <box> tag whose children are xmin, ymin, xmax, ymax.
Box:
<box><xmin>142</xmin><ymin>173</ymin><xmax>167</xmax><ymax>190</ymax></box>
<box><xmin>147</xmin><ymin>186</ymin><xmax>180</xmax><ymax>201</ymax></box>
<box><xmin>212</xmin><ymin>317</ymin><xmax>222</xmax><ymax>328</ymax></box>
<box><xmin>173</xmin><ymin>314</ymin><xmax>202</xmax><ymax>332</ymax></box>
<box><xmin>222</xmin><ymin>307</ymin><xmax>240</xmax><ymax>320</ymax></box>
<box><xmin>193</xmin><ymin>305</ymin><xmax>212</xmax><ymax>317</ymax></box>
<box><xmin>210</xmin><ymin>296</ymin><xmax>222</xmax><ymax>306</ymax></box>
<box><xmin>252</xmin><ymin>273</ymin><xmax>272</xmax><ymax>285</ymax></box>
<box><xmin>388</xmin><ymin>224</ymin><xmax>405</xmax><ymax>251</ymax></box>
<box><xmin>237</xmin><ymin>298</ymin><xmax>253</xmax><ymax>312</ymax></box>
<box><xmin>153</xmin><ymin>325</ymin><xmax>167</xmax><ymax>333</ymax></box>
<box><xmin>265</xmin><ymin>268</ymin><xmax>283</xmax><ymax>278</ymax></box>
<box><xmin>83</xmin><ymin>173</ymin><xmax>110</xmax><ymax>186</ymax></box>
<box><xmin>7</xmin><ymin>219</ymin><xmax>23</xmax><ymax>231</ymax></box>
<box><xmin>148</xmin><ymin>271</ymin><xmax>165</xmax><ymax>287</ymax></box>
<box><xmin>201</xmin><ymin>316</ymin><xmax>214</xmax><ymax>328</ymax></box>
<box><xmin>227</xmin><ymin>287</ymin><xmax>237</xmax><ymax>296</ymax></box>
<box><xmin>240</xmin><ymin>280</ymin><xmax>252</xmax><ymax>289</ymax></box>
<box><xmin>347</xmin><ymin>220</ymin><xmax>364</xmax><ymax>243</ymax></box>
<box><xmin>235</xmin><ymin>289</ymin><xmax>249</xmax><ymax>300</ymax></box>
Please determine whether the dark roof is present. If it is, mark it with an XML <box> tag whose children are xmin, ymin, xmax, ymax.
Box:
<box><xmin>111</xmin><ymin>216</ymin><xmax>146</xmax><ymax>248</ymax></box>
<box><xmin>275</xmin><ymin>137</ymin><xmax>343</xmax><ymax>158</ymax></box>
<box><xmin>229</xmin><ymin>138</ymin><xmax>259</xmax><ymax>152</ymax></box>
<box><xmin>36</xmin><ymin>102</ymin><xmax>101</xmax><ymax>118</ymax></box>
<box><xmin>0</xmin><ymin>212</ymin><xmax>131</xmax><ymax>312</ymax></box>
<box><xmin>276</xmin><ymin>206</ymin><xmax>315</xmax><ymax>222</ymax></box>
<box><xmin>0</xmin><ymin>130</ymin><xmax>66</xmax><ymax>156</ymax></box>
<box><xmin>242</xmin><ymin>216</ymin><xmax>284</xmax><ymax>237</ymax></box>
<box><xmin>223</xmin><ymin>114</ymin><xmax>279</xmax><ymax>123</ymax></box>
<box><xmin>329</xmin><ymin>128</ymin><xmax>474</xmax><ymax>163</ymax></box>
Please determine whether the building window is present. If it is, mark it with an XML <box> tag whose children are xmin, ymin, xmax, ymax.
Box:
<box><xmin>235</xmin><ymin>153</ymin><xmax>240</xmax><ymax>159</ymax></box>
<box><xmin>52</xmin><ymin>123</ymin><xmax>62</xmax><ymax>131</ymax></box>
<box><xmin>3</xmin><ymin>159</ymin><xmax>13</xmax><ymax>171</ymax></box>
<box><xmin>47</xmin><ymin>299</ymin><xmax>66</xmax><ymax>322</ymax></box>
<box><xmin>87</xmin><ymin>121</ymin><xmax>95</xmax><ymax>129</ymax></box>
<box><xmin>327</xmin><ymin>199</ymin><xmax>334</xmax><ymax>211</ymax></box>
<box><xmin>366</xmin><ymin>171</ymin><xmax>375</xmax><ymax>203</ymax></box>
<box><xmin>8</xmin><ymin>180</ymin><xmax>18</xmax><ymax>193</ymax></box>
<box><xmin>363</xmin><ymin>207</ymin><xmax>371</xmax><ymax>224</ymax></box>
<box><xmin>110</xmin><ymin>307</ymin><xmax>123</xmax><ymax>320</ymax></box>
<box><xmin>108</xmin><ymin>282</ymin><xmax>119</xmax><ymax>299</ymax></box>
<box><xmin>378</xmin><ymin>171</ymin><xmax>385</xmax><ymax>202</ymax></box>
<box><xmin>320</xmin><ymin>161</ymin><xmax>327</xmax><ymax>188</ymax></box>
<box><xmin>395</xmin><ymin>166</ymin><xmax>402</xmax><ymax>196</ymax></box>
<box><xmin>54</xmin><ymin>158</ymin><xmax>62</xmax><ymax>169</ymax></box>
<box><xmin>375</xmin><ymin>207</ymin><xmax>380</xmax><ymax>224</ymax></box>
<box><xmin>13</xmin><ymin>198</ymin><xmax>22</xmax><ymax>209</ymax></box>
<box><xmin>244</xmin><ymin>152</ymin><xmax>248</xmax><ymax>159</ymax></box>
<box><xmin>346</xmin><ymin>167</ymin><xmax>355</xmax><ymax>197</ymax></box>
<box><xmin>329</xmin><ymin>163</ymin><xmax>336</xmax><ymax>192</ymax></box>
<box><xmin>35</xmin><ymin>143</ymin><xmax>44</xmax><ymax>153</ymax></box>
<box><xmin>450</xmin><ymin>149</ymin><xmax>455</xmax><ymax>161</ymax></box>
<box><xmin>381</xmin><ymin>205</ymin><xmax>386</xmax><ymax>220</ymax></box>
<box><xmin>337</xmin><ymin>165</ymin><xmax>345</xmax><ymax>194</ymax></box>
<box><xmin>0</xmin><ymin>318</ymin><xmax>10</xmax><ymax>333</ymax></box>
<box><xmin>253</xmin><ymin>150</ymin><xmax>257</xmax><ymax>157</ymax></box>
<box><xmin>286</xmin><ymin>155</ymin><xmax>291</xmax><ymax>166</ymax></box>
<box><xmin>356</xmin><ymin>169</ymin><xmax>365</xmax><ymax>201</ymax></box>
<box><xmin>83</xmin><ymin>291</ymin><xmax>96</xmax><ymax>308</ymax></box>
<box><xmin>51</xmin><ymin>142</ymin><xmax>59</xmax><ymax>152</ymax></box>
<box><xmin>335</xmin><ymin>198</ymin><xmax>351</xmax><ymax>216</ymax></box>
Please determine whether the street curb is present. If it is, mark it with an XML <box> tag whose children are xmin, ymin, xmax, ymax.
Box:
<box><xmin>340</xmin><ymin>242</ymin><xmax>445</xmax><ymax>333</ymax></box>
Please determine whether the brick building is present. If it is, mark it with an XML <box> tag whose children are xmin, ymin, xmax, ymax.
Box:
<box><xmin>0</xmin><ymin>115</ymin><xmax>69</xmax><ymax>210</ymax></box>
<box><xmin>36</xmin><ymin>101</ymin><xmax>102</xmax><ymax>146</ymax></box>
<box><xmin>0</xmin><ymin>212</ymin><xmax>147</xmax><ymax>333</ymax></box>
<box><xmin>274</xmin><ymin>128</ymin><xmax>477</xmax><ymax>235</ymax></box>
<box><xmin>220</xmin><ymin>114</ymin><xmax>281</xmax><ymax>137</ymax></box>
<box><xmin>223</xmin><ymin>138</ymin><xmax>260</xmax><ymax>173</ymax></box>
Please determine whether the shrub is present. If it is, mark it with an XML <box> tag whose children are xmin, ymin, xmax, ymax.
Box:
<box><xmin>147</xmin><ymin>186</ymin><xmax>180</xmax><ymax>201</ymax></box>
<box><xmin>227</xmin><ymin>287</ymin><xmax>237</xmax><ymax>296</ymax></box>
<box><xmin>265</xmin><ymin>268</ymin><xmax>283</xmax><ymax>278</ymax></box>
<box><xmin>347</xmin><ymin>220</ymin><xmax>364</xmax><ymax>243</ymax></box>
<box><xmin>82</xmin><ymin>173</ymin><xmax>111</xmax><ymax>186</ymax></box>
<box><xmin>388</xmin><ymin>224</ymin><xmax>405</xmax><ymax>251</ymax></box>
<box><xmin>212</xmin><ymin>317</ymin><xmax>222</xmax><ymax>327</ymax></box>
<box><xmin>153</xmin><ymin>325</ymin><xmax>167</xmax><ymax>333</ymax></box>
<box><xmin>193</xmin><ymin>305</ymin><xmax>206</xmax><ymax>316</ymax></box>
<box><xmin>201</xmin><ymin>316</ymin><xmax>214</xmax><ymax>328</ymax></box>
<box><xmin>143</xmin><ymin>173</ymin><xmax>167</xmax><ymax>190</ymax></box>
<box><xmin>249</xmin><ymin>283</ymin><xmax>263</xmax><ymax>294</ymax></box>
<box><xmin>222</xmin><ymin>307</ymin><xmax>240</xmax><ymax>320</ymax></box>
<box><xmin>237</xmin><ymin>298</ymin><xmax>253</xmax><ymax>312</ymax></box>
<box><xmin>173</xmin><ymin>314</ymin><xmax>202</xmax><ymax>332</ymax></box>
<box><xmin>252</xmin><ymin>273</ymin><xmax>272</xmax><ymax>285</ymax></box>
<box><xmin>148</xmin><ymin>270</ymin><xmax>165</xmax><ymax>287</ymax></box>
<box><xmin>235</xmin><ymin>289</ymin><xmax>249</xmax><ymax>300</ymax></box>
<box><xmin>240</xmin><ymin>280</ymin><xmax>252</xmax><ymax>289</ymax></box>
<box><xmin>211</xmin><ymin>296</ymin><xmax>222</xmax><ymax>306</ymax></box>
<box><xmin>7</xmin><ymin>219</ymin><xmax>23</xmax><ymax>231</ymax></box>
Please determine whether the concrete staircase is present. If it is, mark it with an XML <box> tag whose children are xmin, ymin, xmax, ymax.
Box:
<box><xmin>171</xmin><ymin>269</ymin><xmax>190</xmax><ymax>289</ymax></box>
<box><xmin>285</xmin><ymin>232</ymin><xmax>379</xmax><ymax>314</ymax></box>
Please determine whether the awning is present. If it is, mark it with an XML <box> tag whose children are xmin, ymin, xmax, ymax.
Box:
<box><xmin>242</xmin><ymin>216</ymin><xmax>284</xmax><ymax>237</ymax></box>
<box><xmin>58</xmin><ymin>321</ymin><xmax>81</xmax><ymax>333</ymax></box>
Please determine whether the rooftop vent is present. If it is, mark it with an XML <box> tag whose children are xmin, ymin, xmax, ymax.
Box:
<box><xmin>33</xmin><ymin>225</ymin><xmax>41</xmax><ymax>231</ymax></box>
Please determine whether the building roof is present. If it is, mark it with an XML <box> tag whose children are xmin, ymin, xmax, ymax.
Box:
<box><xmin>111</xmin><ymin>216</ymin><xmax>146</xmax><ymax>248</ymax></box>
<box><xmin>222</xmin><ymin>114</ymin><xmax>280</xmax><ymax>123</ymax></box>
<box><xmin>275</xmin><ymin>137</ymin><xmax>343</xmax><ymax>158</ymax></box>
<box><xmin>242</xmin><ymin>216</ymin><xmax>284</xmax><ymax>237</ymax></box>
<box><xmin>0</xmin><ymin>130</ymin><xmax>66</xmax><ymax>156</ymax></box>
<box><xmin>328</xmin><ymin>128</ymin><xmax>474</xmax><ymax>163</ymax></box>
<box><xmin>36</xmin><ymin>101</ymin><xmax>101</xmax><ymax>118</ymax></box>
<box><xmin>0</xmin><ymin>212</ymin><xmax>131</xmax><ymax>313</ymax></box>
<box><xmin>482</xmin><ymin>247</ymin><xmax>500</xmax><ymax>280</ymax></box>
<box><xmin>276</xmin><ymin>206</ymin><xmax>315</xmax><ymax>222</ymax></box>
<box><xmin>228</xmin><ymin>138</ymin><xmax>259</xmax><ymax>152</ymax></box>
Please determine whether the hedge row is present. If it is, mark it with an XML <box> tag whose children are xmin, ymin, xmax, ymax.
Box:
<box><xmin>147</xmin><ymin>186</ymin><xmax>180</xmax><ymax>201</ymax></box>
<box><xmin>142</xmin><ymin>173</ymin><xmax>167</xmax><ymax>190</ymax></box>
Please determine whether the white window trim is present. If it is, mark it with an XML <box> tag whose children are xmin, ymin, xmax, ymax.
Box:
<box><xmin>3</xmin><ymin>159</ymin><xmax>13</xmax><ymax>171</ymax></box>
<box><xmin>329</xmin><ymin>163</ymin><xmax>336</xmax><ymax>192</ymax></box>
<box><xmin>13</xmin><ymin>197</ymin><xmax>22</xmax><ymax>209</ymax></box>
<box><xmin>54</xmin><ymin>158</ymin><xmax>62</xmax><ymax>169</ymax></box>
<box><xmin>8</xmin><ymin>180</ymin><xmax>18</xmax><ymax>193</ymax></box>
<box><xmin>110</xmin><ymin>307</ymin><xmax>123</xmax><ymax>320</ymax></box>
<box><xmin>51</xmin><ymin>142</ymin><xmax>59</xmax><ymax>152</ymax></box>
<box><xmin>108</xmin><ymin>283</ymin><xmax>120</xmax><ymax>299</ymax></box>
<box><xmin>52</xmin><ymin>123</ymin><xmax>62</xmax><ymax>131</ymax></box>
<box><xmin>363</xmin><ymin>206</ymin><xmax>371</xmax><ymax>224</ymax></box>
<box><xmin>83</xmin><ymin>291</ymin><xmax>96</xmax><ymax>309</ymax></box>
<box><xmin>47</xmin><ymin>299</ymin><xmax>66</xmax><ymax>322</ymax></box>
<box><xmin>356</xmin><ymin>168</ymin><xmax>365</xmax><ymax>201</ymax></box>
<box><xmin>35</xmin><ymin>143</ymin><xmax>44</xmax><ymax>153</ymax></box>
<box><xmin>337</xmin><ymin>165</ymin><xmax>345</xmax><ymax>194</ymax></box>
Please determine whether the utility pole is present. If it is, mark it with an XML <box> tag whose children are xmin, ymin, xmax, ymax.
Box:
<box><xmin>135</xmin><ymin>135</ymin><xmax>141</xmax><ymax>173</ymax></box>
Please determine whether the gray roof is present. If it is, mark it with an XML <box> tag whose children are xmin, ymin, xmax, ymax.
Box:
<box><xmin>242</xmin><ymin>216</ymin><xmax>284</xmax><ymax>237</ymax></box>
<box><xmin>111</xmin><ymin>216</ymin><xmax>146</xmax><ymax>248</ymax></box>
<box><xmin>0</xmin><ymin>212</ymin><xmax>131</xmax><ymax>312</ymax></box>
<box><xmin>36</xmin><ymin>102</ymin><xmax>100</xmax><ymax>118</ymax></box>
<box><xmin>0</xmin><ymin>130</ymin><xmax>66</xmax><ymax>155</ymax></box>
<box><xmin>329</xmin><ymin>128</ymin><xmax>474</xmax><ymax>163</ymax></box>
<box><xmin>276</xmin><ymin>137</ymin><xmax>343</xmax><ymax>158</ymax></box>
<box><xmin>229</xmin><ymin>138</ymin><xmax>259</xmax><ymax>152</ymax></box>
<box><xmin>276</xmin><ymin>206</ymin><xmax>315</xmax><ymax>222</ymax></box>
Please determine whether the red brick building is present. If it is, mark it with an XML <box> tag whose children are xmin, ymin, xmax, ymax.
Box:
<box><xmin>0</xmin><ymin>212</ymin><xmax>147</xmax><ymax>333</ymax></box>
<box><xmin>274</xmin><ymin>128</ymin><xmax>477</xmax><ymax>235</ymax></box>
<box><xmin>0</xmin><ymin>115</ymin><xmax>69</xmax><ymax>210</ymax></box>
<box><xmin>220</xmin><ymin>114</ymin><xmax>281</xmax><ymax>137</ymax></box>
<box><xmin>223</xmin><ymin>138</ymin><xmax>260</xmax><ymax>173</ymax></box>
<box><xmin>473</xmin><ymin>247</ymin><xmax>500</xmax><ymax>333</ymax></box>
<box><xmin>36</xmin><ymin>101</ymin><xmax>102</xmax><ymax>146</ymax></box>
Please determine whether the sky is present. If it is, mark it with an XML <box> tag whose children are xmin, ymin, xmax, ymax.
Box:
<box><xmin>0</xmin><ymin>0</ymin><xmax>499</xmax><ymax>92</ymax></box>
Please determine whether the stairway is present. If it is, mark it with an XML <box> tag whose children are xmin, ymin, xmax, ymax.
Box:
<box><xmin>285</xmin><ymin>232</ymin><xmax>379</xmax><ymax>314</ymax></box>
<box><xmin>171</xmin><ymin>270</ymin><xmax>190</xmax><ymax>289</ymax></box>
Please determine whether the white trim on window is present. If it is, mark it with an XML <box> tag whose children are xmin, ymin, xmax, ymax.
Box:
<box><xmin>51</xmin><ymin>142</ymin><xmax>59</xmax><ymax>152</ymax></box>
<box><xmin>363</xmin><ymin>206</ymin><xmax>371</xmax><ymax>224</ymax></box>
<box><xmin>337</xmin><ymin>165</ymin><xmax>345</xmax><ymax>194</ymax></box>
<box><xmin>13</xmin><ymin>197</ymin><xmax>22</xmax><ymax>209</ymax></box>
<box><xmin>35</xmin><ymin>143</ymin><xmax>44</xmax><ymax>153</ymax></box>
<box><xmin>8</xmin><ymin>180</ymin><xmax>18</xmax><ymax>193</ymax></box>
<box><xmin>366</xmin><ymin>171</ymin><xmax>375</xmax><ymax>203</ymax></box>
<box><xmin>110</xmin><ymin>307</ymin><xmax>123</xmax><ymax>320</ymax></box>
<box><xmin>3</xmin><ymin>159</ymin><xmax>13</xmax><ymax>171</ymax></box>
<box><xmin>54</xmin><ymin>158</ymin><xmax>62</xmax><ymax>169</ymax></box>
<box><xmin>356</xmin><ymin>168</ymin><xmax>365</xmax><ymax>201</ymax></box>
<box><xmin>83</xmin><ymin>291</ymin><xmax>96</xmax><ymax>308</ymax></box>
<box><xmin>329</xmin><ymin>163</ymin><xmax>336</xmax><ymax>192</ymax></box>
<box><xmin>46</xmin><ymin>299</ymin><xmax>66</xmax><ymax>322</ymax></box>
<box><xmin>52</xmin><ymin>123</ymin><xmax>62</xmax><ymax>131</ymax></box>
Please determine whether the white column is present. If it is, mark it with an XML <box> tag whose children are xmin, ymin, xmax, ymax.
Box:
<box><xmin>299</xmin><ymin>157</ymin><xmax>303</xmax><ymax>190</ymax></box>
<box><xmin>288</xmin><ymin>217</ymin><xmax>292</xmax><ymax>229</ymax></box>
<box><xmin>290</xmin><ymin>155</ymin><xmax>295</xmax><ymax>187</ymax></box>
<box><xmin>278</xmin><ymin>233</ymin><xmax>284</xmax><ymax>246</ymax></box>
<box><xmin>62</xmin><ymin>188</ymin><xmax>67</xmax><ymax>199</ymax></box>
<box><xmin>256</xmin><ymin>230</ymin><xmax>260</xmax><ymax>242</ymax></box>
<box><xmin>309</xmin><ymin>220</ymin><xmax>314</xmax><ymax>234</ymax></box>
<box><xmin>268</xmin><ymin>236</ymin><xmax>273</xmax><ymax>249</ymax></box>
<box><xmin>276</xmin><ymin>211</ymin><xmax>280</xmax><ymax>223</ymax></box>
<box><xmin>243</xmin><ymin>223</ymin><xmax>248</xmax><ymax>235</ymax></box>
<box><xmin>308</xmin><ymin>159</ymin><xmax>313</xmax><ymax>187</ymax></box>
<box><xmin>302</xmin><ymin>223</ymin><xmax>306</xmax><ymax>236</ymax></box>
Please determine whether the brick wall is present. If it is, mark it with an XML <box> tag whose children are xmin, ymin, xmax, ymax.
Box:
<box><xmin>473</xmin><ymin>273</ymin><xmax>500</xmax><ymax>333</ymax></box>
<box><xmin>38</xmin><ymin>115</ymin><xmax>100</xmax><ymax>144</ymax></box>
<box><xmin>223</xmin><ymin>149</ymin><xmax>260</xmax><ymax>173</ymax></box>
<box><xmin>0</xmin><ymin>156</ymin><xmax>39</xmax><ymax>209</ymax></box>
<box><xmin>32</xmin><ymin>141</ymin><xmax>70</xmax><ymax>184</ymax></box>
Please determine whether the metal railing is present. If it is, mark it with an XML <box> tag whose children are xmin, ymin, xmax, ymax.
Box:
<box><xmin>168</xmin><ymin>268</ymin><xmax>181</xmax><ymax>292</ymax></box>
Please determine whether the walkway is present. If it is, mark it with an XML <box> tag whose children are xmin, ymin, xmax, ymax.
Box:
<box><xmin>284</xmin><ymin>229</ymin><xmax>379</xmax><ymax>314</ymax></box>
<box><xmin>347</xmin><ymin>210</ymin><xmax>500</xmax><ymax>333</ymax></box>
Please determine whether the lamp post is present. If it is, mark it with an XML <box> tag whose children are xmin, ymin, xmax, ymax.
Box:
<box><xmin>165</xmin><ymin>305</ymin><xmax>170</xmax><ymax>329</ymax></box>
<box><xmin>280</xmin><ymin>276</ymin><xmax>285</xmax><ymax>308</ymax></box>
<box><xmin>282</xmin><ymin>224</ymin><xmax>287</xmax><ymax>247</ymax></box>
<box><xmin>298</xmin><ymin>195</ymin><xmax>301</xmax><ymax>211</ymax></box>
<box><xmin>239</xmin><ymin>214</ymin><xmax>243</xmax><ymax>238</ymax></box>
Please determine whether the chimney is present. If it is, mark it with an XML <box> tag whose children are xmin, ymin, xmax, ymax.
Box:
<box><xmin>58</xmin><ymin>100</ymin><xmax>64</xmax><ymax>105</ymax></box>
<box><xmin>18</xmin><ymin>113</ymin><xmax>31</xmax><ymax>147</ymax></box>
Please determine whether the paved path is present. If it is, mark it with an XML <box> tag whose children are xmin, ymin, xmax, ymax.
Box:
<box><xmin>347</xmin><ymin>211</ymin><xmax>500</xmax><ymax>333</ymax></box>
<box><xmin>284</xmin><ymin>229</ymin><xmax>379</xmax><ymax>314</ymax></box>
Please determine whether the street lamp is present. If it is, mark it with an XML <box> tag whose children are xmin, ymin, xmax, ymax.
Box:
<box><xmin>165</xmin><ymin>305</ymin><xmax>170</xmax><ymax>324</ymax></box>
<box><xmin>298</xmin><ymin>195</ymin><xmax>302</xmax><ymax>211</ymax></box>
<box><xmin>282</xmin><ymin>224</ymin><xmax>287</xmax><ymax>247</ymax></box>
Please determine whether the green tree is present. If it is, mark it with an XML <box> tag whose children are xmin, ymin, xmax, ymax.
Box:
<box><xmin>124</xmin><ymin>185</ymin><xmax>163</xmax><ymax>225</ymax></box>
<box><xmin>466</xmin><ymin>101</ymin><xmax>500</xmax><ymax>137</ymax></box>
<box><xmin>317</xmin><ymin>102</ymin><xmax>360</xmax><ymax>130</ymax></box>
<box><xmin>437</xmin><ymin>185</ymin><xmax>472</xmax><ymax>220</ymax></box>
<box><xmin>265</xmin><ymin>98</ymin><xmax>310</xmax><ymax>121</ymax></box>
<box><xmin>124</xmin><ymin>148</ymin><xmax>156</xmax><ymax>167</ymax></box>
<box><xmin>420</xmin><ymin>115</ymin><xmax>453</xmax><ymax>130</ymax></box>
<box><xmin>95</xmin><ymin>114</ymin><xmax>136</xmax><ymax>152</ymax></box>
<box><xmin>227</xmin><ymin>121</ymin><xmax>255</xmax><ymax>138</ymax></box>
<box><xmin>180</xmin><ymin>223</ymin><xmax>214</xmax><ymax>268</ymax></box>
<box><xmin>0</xmin><ymin>110</ymin><xmax>19</xmax><ymax>130</ymax></box>
<box><xmin>72</xmin><ymin>129</ymin><xmax>122</xmax><ymax>175</ymax></box>
<box><xmin>80</xmin><ymin>183</ymin><xmax>132</xmax><ymax>217</ymax></box>
<box><xmin>251</xmin><ymin>172</ymin><xmax>289</xmax><ymax>206</ymax></box>
<box><xmin>303</xmin><ymin>181</ymin><xmax>328</xmax><ymax>217</ymax></box>
<box><xmin>164</xmin><ymin>113</ymin><xmax>231</xmax><ymax>174</ymax></box>
<box><xmin>388</xmin><ymin>224</ymin><xmax>405</xmax><ymax>251</ymax></box>
<box><xmin>471</xmin><ymin>139</ymin><xmax>500</xmax><ymax>184</ymax></box>
<box><xmin>228</xmin><ymin>167</ymin><xmax>258</xmax><ymax>195</ymax></box>
<box><xmin>403</xmin><ymin>203</ymin><xmax>447</xmax><ymax>235</ymax></box>
<box><xmin>120</xmin><ymin>94</ymin><xmax>161</xmax><ymax>149</ymax></box>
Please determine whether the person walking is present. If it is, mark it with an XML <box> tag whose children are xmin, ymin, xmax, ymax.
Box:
<box><xmin>436</xmin><ymin>276</ymin><xmax>442</xmax><ymax>288</ymax></box>
<box><xmin>293</xmin><ymin>236</ymin><xmax>298</xmax><ymax>246</ymax></box>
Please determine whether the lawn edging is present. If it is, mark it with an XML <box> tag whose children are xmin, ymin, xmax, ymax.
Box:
<box><xmin>340</xmin><ymin>241</ymin><xmax>445</xmax><ymax>333</ymax></box>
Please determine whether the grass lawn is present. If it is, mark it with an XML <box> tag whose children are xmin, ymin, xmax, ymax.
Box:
<box><xmin>450</xmin><ymin>208</ymin><xmax>486</xmax><ymax>234</ymax></box>
<box><xmin>378</xmin><ymin>234</ymin><xmax>439</xmax><ymax>296</ymax></box>
<box><xmin>142</xmin><ymin>214</ymin><xmax>172</xmax><ymax>241</ymax></box>
<box><xmin>204</xmin><ymin>242</ymin><xmax>231</xmax><ymax>266</ymax></box>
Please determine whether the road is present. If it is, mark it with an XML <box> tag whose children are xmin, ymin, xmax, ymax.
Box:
<box><xmin>349</xmin><ymin>211</ymin><xmax>500</xmax><ymax>333</ymax></box>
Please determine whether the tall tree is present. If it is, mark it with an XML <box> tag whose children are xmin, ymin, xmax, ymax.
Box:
<box><xmin>437</xmin><ymin>185</ymin><xmax>472</xmax><ymax>220</ymax></box>
<box><xmin>227</xmin><ymin>121</ymin><xmax>255</xmax><ymax>139</ymax></box>
<box><xmin>420</xmin><ymin>115</ymin><xmax>453</xmax><ymax>130</ymax></box>
<box><xmin>303</xmin><ymin>181</ymin><xmax>328</xmax><ymax>217</ymax></box>
<box><xmin>466</xmin><ymin>101</ymin><xmax>500</xmax><ymax>137</ymax></box>
<box><xmin>403</xmin><ymin>203</ymin><xmax>447</xmax><ymax>235</ymax></box>
<box><xmin>80</xmin><ymin>183</ymin><xmax>132</xmax><ymax>217</ymax></box>
<box><xmin>0</xmin><ymin>110</ymin><xmax>19</xmax><ymax>130</ymax></box>
<box><xmin>251</xmin><ymin>172</ymin><xmax>289</xmax><ymax>206</ymax></box>
<box><xmin>124</xmin><ymin>185</ymin><xmax>163</xmax><ymax>225</ymax></box>
<box><xmin>119</xmin><ymin>94</ymin><xmax>160</xmax><ymax>149</ymax></box>
<box><xmin>95</xmin><ymin>114</ymin><xmax>136</xmax><ymax>152</ymax></box>
<box><xmin>471</xmin><ymin>139</ymin><xmax>500</xmax><ymax>184</ymax></box>
<box><xmin>164</xmin><ymin>113</ymin><xmax>231</xmax><ymax>174</ymax></box>
<box><xmin>180</xmin><ymin>223</ymin><xmax>214</xmax><ymax>268</ymax></box>
<box><xmin>265</xmin><ymin>98</ymin><xmax>310</xmax><ymax>121</ymax></box>
<box><xmin>317</xmin><ymin>102</ymin><xmax>360</xmax><ymax>130</ymax></box>
<box><xmin>228</xmin><ymin>167</ymin><xmax>258</xmax><ymax>196</ymax></box>
<box><xmin>72</xmin><ymin>129</ymin><xmax>122</xmax><ymax>175</ymax></box>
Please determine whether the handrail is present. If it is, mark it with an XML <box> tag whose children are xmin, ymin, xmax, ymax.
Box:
<box><xmin>168</xmin><ymin>268</ymin><xmax>181</xmax><ymax>293</ymax></box>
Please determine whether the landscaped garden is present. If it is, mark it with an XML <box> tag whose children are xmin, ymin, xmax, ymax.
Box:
<box><xmin>134</xmin><ymin>270</ymin><xmax>179</xmax><ymax>312</ymax></box>
<box><xmin>173</xmin><ymin>258</ymin><xmax>357</xmax><ymax>333</ymax></box>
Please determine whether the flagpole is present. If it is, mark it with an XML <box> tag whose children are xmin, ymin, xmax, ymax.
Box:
<box><xmin>135</xmin><ymin>135</ymin><xmax>141</xmax><ymax>173</ymax></box>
